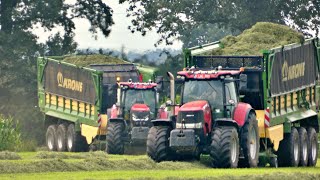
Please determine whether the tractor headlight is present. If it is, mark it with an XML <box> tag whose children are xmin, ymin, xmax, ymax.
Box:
<box><xmin>143</xmin><ymin>115</ymin><xmax>149</xmax><ymax>121</ymax></box>
<box><xmin>132</xmin><ymin>114</ymin><xmax>149</xmax><ymax>121</ymax></box>
<box><xmin>132</xmin><ymin>114</ymin><xmax>139</xmax><ymax>121</ymax></box>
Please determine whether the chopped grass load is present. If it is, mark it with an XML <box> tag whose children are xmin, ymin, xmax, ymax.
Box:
<box><xmin>211</xmin><ymin>22</ymin><xmax>305</xmax><ymax>55</ymax></box>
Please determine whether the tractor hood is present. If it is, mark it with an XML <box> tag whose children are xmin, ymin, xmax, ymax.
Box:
<box><xmin>131</xmin><ymin>104</ymin><xmax>150</xmax><ymax>112</ymax></box>
<box><xmin>179</xmin><ymin>100</ymin><xmax>209</xmax><ymax>112</ymax></box>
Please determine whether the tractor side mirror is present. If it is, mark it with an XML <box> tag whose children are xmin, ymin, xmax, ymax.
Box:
<box><xmin>239</xmin><ymin>74</ymin><xmax>247</xmax><ymax>92</ymax></box>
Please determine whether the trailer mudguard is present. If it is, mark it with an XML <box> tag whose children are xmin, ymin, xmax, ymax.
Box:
<box><xmin>233</xmin><ymin>102</ymin><xmax>255</xmax><ymax>127</ymax></box>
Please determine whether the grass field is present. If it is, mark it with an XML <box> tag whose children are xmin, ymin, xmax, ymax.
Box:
<box><xmin>0</xmin><ymin>151</ymin><xmax>319</xmax><ymax>179</ymax></box>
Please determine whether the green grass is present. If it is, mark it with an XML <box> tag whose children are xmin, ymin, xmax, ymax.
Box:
<box><xmin>1</xmin><ymin>168</ymin><xmax>320</xmax><ymax>180</ymax></box>
<box><xmin>0</xmin><ymin>152</ymin><xmax>319</xmax><ymax>179</ymax></box>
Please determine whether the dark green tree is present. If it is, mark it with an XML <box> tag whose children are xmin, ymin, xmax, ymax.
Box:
<box><xmin>120</xmin><ymin>0</ymin><xmax>319</xmax><ymax>45</ymax></box>
<box><xmin>0</xmin><ymin>0</ymin><xmax>115</xmax><ymax>143</ymax></box>
<box><xmin>281</xmin><ymin>0</ymin><xmax>320</xmax><ymax>36</ymax></box>
<box><xmin>45</xmin><ymin>33</ymin><xmax>78</xmax><ymax>56</ymax></box>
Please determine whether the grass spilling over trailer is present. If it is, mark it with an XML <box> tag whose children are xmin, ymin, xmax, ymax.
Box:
<box><xmin>62</xmin><ymin>54</ymin><xmax>130</xmax><ymax>66</ymax></box>
<box><xmin>0</xmin><ymin>152</ymin><xmax>320</xmax><ymax>179</ymax></box>
<box><xmin>212</xmin><ymin>22</ymin><xmax>305</xmax><ymax>55</ymax></box>
<box><xmin>61</xmin><ymin>54</ymin><xmax>156</xmax><ymax>82</ymax></box>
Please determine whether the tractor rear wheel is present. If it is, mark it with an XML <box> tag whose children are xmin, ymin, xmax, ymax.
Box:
<box><xmin>211</xmin><ymin>127</ymin><xmax>239</xmax><ymax>168</ymax></box>
<box><xmin>307</xmin><ymin>127</ymin><xmax>318</xmax><ymax>166</ymax></box>
<box><xmin>56</xmin><ymin>124</ymin><xmax>67</xmax><ymax>152</ymax></box>
<box><xmin>67</xmin><ymin>124</ymin><xmax>88</xmax><ymax>152</ymax></box>
<box><xmin>46</xmin><ymin>125</ymin><xmax>57</xmax><ymax>151</ymax></box>
<box><xmin>106</xmin><ymin>122</ymin><xmax>124</xmax><ymax>154</ymax></box>
<box><xmin>240</xmin><ymin>113</ymin><xmax>259</xmax><ymax>167</ymax></box>
<box><xmin>147</xmin><ymin>126</ymin><xmax>172</xmax><ymax>162</ymax></box>
<box><xmin>298</xmin><ymin>127</ymin><xmax>308</xmax><ymax>166</ymax></box>
<box><xmin>277</xmin><ymin>127</ymin><xmax>300</xmax><ymax>167</ymax></box>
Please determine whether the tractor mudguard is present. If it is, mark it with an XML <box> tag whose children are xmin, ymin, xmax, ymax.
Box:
<box><xmin>233</xmin><ymin>102</ymin><xmax>254</xmax><ymax>127</ymax></box>
<box><xmin>109</xmin><ymin>118</ymin><xmax>127</xmax><ymax>128</ymax></box>
<box><xmin>215</xmin><ymin>118</ymin><xmax>239</xmax><ymax>128</ymax></box>
<box><xmin>151</xmin><ymin>119</ymin><xmax>174</xmax><ymax>128</ymax></box>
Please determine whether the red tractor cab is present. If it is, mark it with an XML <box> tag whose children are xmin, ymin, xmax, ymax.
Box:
<box><xmin>106</xmin><ymin>81</ymin><xmax>162</xmax><ymax>154</ymax></box>
<box><xmin>147</xmin><ymin>68</ymin><xmax>260</xmax><ymax>168</ymax></box>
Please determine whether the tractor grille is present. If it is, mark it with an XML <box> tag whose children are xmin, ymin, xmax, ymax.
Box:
<box><xmin>130</xmin><ymin>111</ymin><xmax>150</xmax><ymax>127</ymax></box>
<box><xmin>177</xmin><ymin>111</ymin><xmax>203</xmax><ymax>124</ymax></box>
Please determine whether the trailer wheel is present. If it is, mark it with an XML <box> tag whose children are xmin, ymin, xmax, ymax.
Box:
<box><xmin>46</xmin><ymin>125</ymin><xmax>57</xmax><ymax>151</ymax></box>
<box><xmin>240</xmin><ymin>113</ymin><xmax>259</xmax><ymax>167</ymax></box>
<box><xmin>147</xmin><ymin>126</ymin><xmax>172</xmax><ymax>162</ymax></box>
<box><xmin>67</xmin><ymin>124</ymin><xmax>87</xmax><ymax>152</ymax></box>
<box><xmin>277</xmin><ymin>127</ymin><xmax>300</xmax><ymax>167</ymax></box>
<box><xmin>307</xmin><ymin>127</ymin><xmax>318</xmax><ymax>166</ymax></box>
<box><xmin>56</xmin><ymin>124</ymin><xmax>68</xmax><ymax>152</ymax></box>
<box><xmin>106</xmin><ymin>122</ymin><xmax>124</xmax><ymax>154</ymax></box>
<box><xmin>298</xmin><ymin>127</ymin><xmax>308</xmax><ymax>166</ymax></box>
<box><xmin>211</xmin><ymin>127</ymin><xmax>239</xmax><ymax>168</ymax></box>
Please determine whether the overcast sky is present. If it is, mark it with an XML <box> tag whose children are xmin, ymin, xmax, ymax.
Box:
<box><xmin>35</xmin><ymin>1</ymin><xmax>182</xmax><ymax>52</ymax></box>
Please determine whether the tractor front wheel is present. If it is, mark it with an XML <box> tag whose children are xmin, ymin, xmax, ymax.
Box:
<box><xmin>240</xmin><ymin>113</ymin><xmax>259</xmax><ymax>167</ymax></box>
<box><xmin>147</xmin><ymin>126</ymin><xmax>172</xmax><ymax>162</ymax></box>
<box><xmin>106</xmin><ymin>122</ymin><xmax>124</xmax><ymax>154</ymax></box>
<box><xmin>211</xmin><ymin>127</ymin><xmax>239</xmax><ymax>168</ymax></box>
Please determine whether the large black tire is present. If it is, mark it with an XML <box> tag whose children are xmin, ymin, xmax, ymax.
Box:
<box><xmin>277</xmin><ymin>127</ymin><xmax>300</xmax><ymax>167</ymax></box>
<box><xmin>307</xmin><ymin>127</ymin><xmax>318</xmax><ymax>166</ymax></box>
<box><xmin>46</xmin><ymin>125</ymin><xmax>57</xmax><ymax>151</ymax></box>
<box><xmin>211</xmin><ymin>127</ymin><xmax>239</xmax><ymax>168</ymax></box>
<box><xmin>56</xmin><ymin>124</ymin><xmax>68</xmax><ymax>152</ymax></box>
<box><xmin>298</xmin><ymin>127</ymin><xmax>308</xmax><ymax>166</ymax></box>
<box><xmin>147</xmin><ymin>126</ymin><xmax>172</xmax><ymax>162</ymax></box>
<box><xmin>67</xmin><ymin>124</ymin><xmax>88</xmax><ymax>152</ymax></box>
<box><xmin>106</xmin><ymin>122</ymin><xmax>124</xmax><ymax>154</ymax></box>
<box><xmin>240</xmin><ymin>113</ymin><xmax>259</xmax><ymax>167</ymax></box>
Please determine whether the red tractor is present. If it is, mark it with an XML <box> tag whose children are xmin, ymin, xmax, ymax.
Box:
<box><xmin>147</xmin><ymin>69</ymin><xmax>260</xmax><ymax>168</ymax></box>
<box><xmin>106</xmin><ymin>80</ymin><xmax>163</xmax><ymax>154</ymax></box>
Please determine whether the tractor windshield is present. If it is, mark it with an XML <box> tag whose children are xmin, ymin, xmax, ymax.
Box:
<box><xmin>183</xmin><ymin>80</ymin><xmax>223</xmax><ymax>109</ymax></box>
<box><xmin>123</xmin><ymin>89</ymin><xmax>156</xmax><ymax>114</ymax></box>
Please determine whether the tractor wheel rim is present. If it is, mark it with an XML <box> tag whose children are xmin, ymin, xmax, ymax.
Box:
<box><xmin>302</xmin><ymin>137</ymin><xmax>308</xmax><ymax>161</ymax></box>
<box><xmin>249</xmin><ymin>127</ymin><xmax>257</xmax><ymax>160</ymax></box>
<box><xmin>67</xmin><ymin>133</ymin><xmax>73</xmax><ymax>150</ymax></box>
<box><xmin>294</xmin><ymin>136</ymin><xmax>299</xmax><ymax>162</ymax></box>
<box><xmin>231</xmin><ymin>136</ymin><xmax>237</xmax><ymax>163</ymax></box>
<box><xmin>311</xmin><ymin>136</ymin><xmax>317</xmax><ymax>161</ymax></box>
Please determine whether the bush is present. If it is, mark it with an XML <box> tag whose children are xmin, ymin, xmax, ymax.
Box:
<box><xmin>0</xmin><ymin>114</ymin><xmax>21</xmax><ymax>151</ymax></box>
